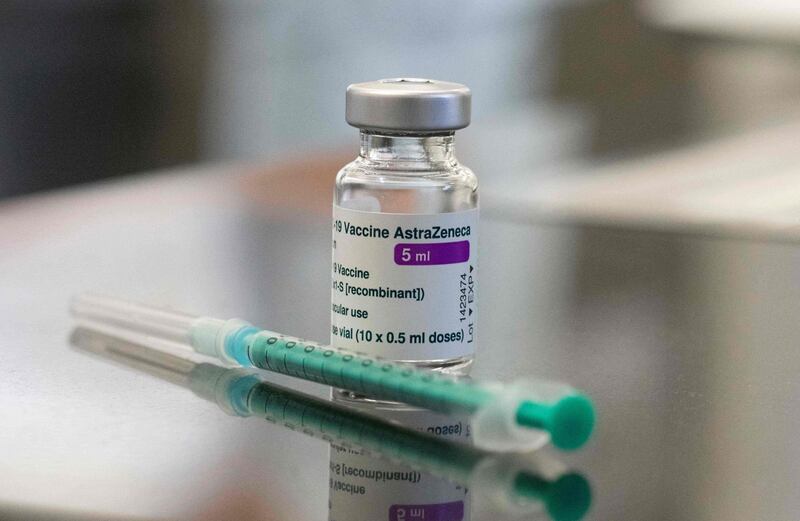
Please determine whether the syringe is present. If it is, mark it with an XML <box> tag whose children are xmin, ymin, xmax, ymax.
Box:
<box><xmin>70</xmin><ymin>293</ymin><xmax>595</xmax><ymax>452</ymax></box>
<box><xmin>71</xmin><ymin>327</ymin><xmax>593</xmax><ymax>521</ymax></box>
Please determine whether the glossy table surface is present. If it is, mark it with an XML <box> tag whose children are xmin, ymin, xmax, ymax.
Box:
<box><xmin>1</xmin><ymin>158</ymin><xmax>799</xmax><ymax>520</ymax></box>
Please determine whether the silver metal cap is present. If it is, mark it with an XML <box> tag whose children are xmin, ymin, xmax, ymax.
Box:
<box><xmin>346</xmin><ymin>78</ymin><xmax>471</xmax><ymax>133</ymax></box>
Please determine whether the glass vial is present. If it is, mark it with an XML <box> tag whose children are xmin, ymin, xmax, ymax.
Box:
<box><xmin>331</xmin><ymin>78</ymin><xmax>477</xmax><ymax>374</ymax></box>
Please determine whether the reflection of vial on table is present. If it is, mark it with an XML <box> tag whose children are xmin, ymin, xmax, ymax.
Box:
<box><xmin>328</xmin><ymin>396</ymin><xmax>471</xmax><ymax>521</ymax></box>
<box><xmin>332</xmin><ymin>78</ymin><xmax>478</xmax><ymax>374</ymax></box>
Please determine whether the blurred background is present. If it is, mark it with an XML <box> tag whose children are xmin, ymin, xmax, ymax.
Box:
<box><xmin>3</xmin><ymin>0</ymin><xmax>800</xmax><ymax>198</ymax></box>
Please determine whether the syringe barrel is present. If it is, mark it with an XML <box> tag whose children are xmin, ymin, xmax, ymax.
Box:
<box><xmin>238</xmin><ymin>330</ymin><xmax>591</xmax><ymax>452</ymax></box>
<box><xmin>244</xmin><ymin>331</ymin><xmax>494</xmax><ymax>416</ymax></box>
<box><xmin>70</xmin><ymin>293</ymin><xmax>198</xmax><ymax>348</ymax></box>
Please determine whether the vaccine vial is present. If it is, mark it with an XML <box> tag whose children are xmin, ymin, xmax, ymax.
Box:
<box><xmin>331</xmin><ymin>78</ymin><xmax>477</xmax><ymax>374</ymax></box>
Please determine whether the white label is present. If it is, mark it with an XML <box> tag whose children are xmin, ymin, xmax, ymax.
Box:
<box><xmin>331</xmin><ymin>206</ymin><xmax>477</xmax><ymax>361</ymax></box>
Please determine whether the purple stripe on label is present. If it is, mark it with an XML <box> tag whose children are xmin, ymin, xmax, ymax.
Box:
<box><xmin>389</xmin><ymin>501</ymin><xmax>464</xmax><ymax>521</ymax></box>
<box><xmin>394</xmin><ymin>241</ymin><xmax>470</xmax><ymax>265</ymax></box>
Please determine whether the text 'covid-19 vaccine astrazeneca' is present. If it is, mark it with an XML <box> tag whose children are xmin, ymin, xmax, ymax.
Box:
<box><xmin>332</xmin><ymin>78</ymin><xmax>477</xmax><ymax>375</ymax></box>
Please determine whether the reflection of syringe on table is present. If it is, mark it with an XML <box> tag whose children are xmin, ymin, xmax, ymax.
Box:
<box><xmin>327</xmin><ymin>394</ymin><xmax>472</xmax><ymax>521</ymax></box>
<box><xmin>71</xmin><ymin>328</ymin><xmax>592</xmax><ymax>521</ymax></box>
<box><xmin>71</xmin><ymin>293</ymin><xmax>595</xmax><ymax>453</ymax></box>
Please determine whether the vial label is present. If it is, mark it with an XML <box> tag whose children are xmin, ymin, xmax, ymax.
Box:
<box><xmin>331</xmin><ymin>206</ymin><xmax>477</xmax><ymax>361</ymax></box>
